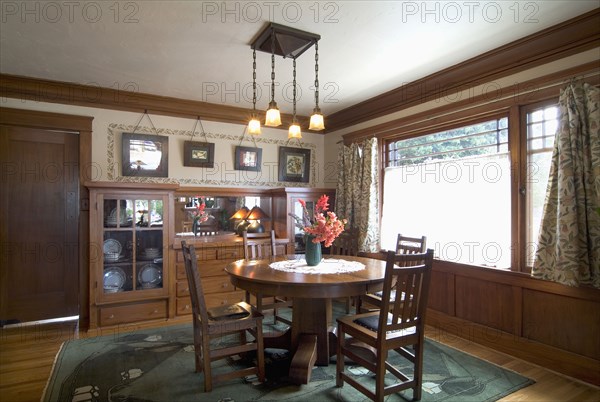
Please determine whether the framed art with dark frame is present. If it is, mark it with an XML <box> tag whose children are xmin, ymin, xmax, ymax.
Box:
<box><xmin>234</xmin><ymin>146</ymin><xmax>262</xmax><ymax>171</ymax></box>
<box><xmin>278</xmin><ymin>146</ymin><xmax>310</xmax><ymax>183</ymax></box>
<box><xmin>122</xmin><ymin>132</ymin><xmax>169</xmax><ymax>177</ymax></box>
<box><xmin>184</xmin><ymin>141</ymin><xmax>215</xmax><ymax>168</ymax></box>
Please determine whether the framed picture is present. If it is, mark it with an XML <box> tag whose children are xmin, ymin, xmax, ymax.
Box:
<box><xmin>122</xmin><ymin>133</ymin><xmax>168</xmax><ymax>177</ymax></box>
<box><xmin>234</xmin><ymin>146</ymin><xmax>262</xmax><ymax>171</ymax></box>
<box><xmin>184</xmin><ymin>141</ymin><xmax>215</xmax><ymax>168</ymax></box>
<box><xmin>278</xmin><ymin>146</ymin><xmax>311</xmax><ymax>183</ymax></box>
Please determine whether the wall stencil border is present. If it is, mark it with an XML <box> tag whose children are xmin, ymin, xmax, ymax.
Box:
<box><xmin>107</xmin><ymin>123</ymin><xmax>316</xmax><ymax>187</ymax></box>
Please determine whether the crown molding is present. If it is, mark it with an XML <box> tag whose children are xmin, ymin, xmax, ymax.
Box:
<box><xmin>326</xmin><ymin>8</ymin><xmax>600</xmax><ymax>132</ymax></box>
<box><xmin>0</xmin><ymin>73</ymin><xmax>314</xmax><ymax>131</ymax></box>
<box><xmin>341</xmin><ymin>61</ymin><xmax>600</xmax><ymax>145</ymax></box>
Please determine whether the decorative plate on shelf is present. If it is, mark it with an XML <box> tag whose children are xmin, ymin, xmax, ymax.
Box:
<box><xmin>103</xmin><ymin>239</ymin><xmax>122</xmax><ymax>255</ymax></box>
<box><xmin>105</xmin><ymin>208</ymin><xmax>128</xmax><ymax>226</ymax></box>
<box><xmin>103</xmin><ymin>266</ymin><xmax>126</xmax><ymax>293</ymax></box>
<box><xmin>138</xmin><ymin>264</ymin><xmax>162</xmax><ymax>289</ymax></box>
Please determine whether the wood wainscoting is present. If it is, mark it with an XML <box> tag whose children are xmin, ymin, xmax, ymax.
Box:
<box><xmin>427</xmin><ymin>260</ymin><xmax>600</xmax><ymax>386</ymax></box>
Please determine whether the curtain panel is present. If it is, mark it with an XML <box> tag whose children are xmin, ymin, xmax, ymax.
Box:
<box><xmin>335</xmin><ymin>138</ymin><xmax>380</xmax><ymax>252</ymax></box>
<box><xmin>532</xmin><ymin>82</ymin><xmax>600</xmax><ymax>288</ymax></box>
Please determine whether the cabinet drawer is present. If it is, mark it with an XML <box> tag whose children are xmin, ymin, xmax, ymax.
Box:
<box><xmin>176</xmin><ymin>291</ymin><xmax>246</xmax><ymax>315</ymax></box>
<box><xmin>175</xmin><ymin>248</ymin><xmax>217</xmax><ymax>262</ymax></box>
<box><xmin>202</xmin><ymin>276</ymin><xmax>236</xmax><ymax>294</ymax></box>
<box><xmin>176</xmin><ymin>297</ymin><xmax>193</xmax><ymax>315</ymax></box>
<box><xmin>206</xmin><ymin>290</ymin><xmax>245</xmax><ymax>308</ymax></box>
<box><xmin>176</xmin><ymin>262</ymin><xmax>227</xmax><ymax>280</ymax></box>
<box><xmin>99</xmin><ymin>300</ymin><xmax>167</xmax><ymax>326</ymax></box>
<box><xmin>218</xmin><ymin>246</ymin><xmax>242</xmax><ymax>260</ymax></box>
<box><xmin>176</xmin><ymin>280</ymin><xmax>190</xmax><ymax>297</ymax></box>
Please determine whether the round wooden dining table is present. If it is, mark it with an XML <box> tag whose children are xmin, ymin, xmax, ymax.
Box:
<box><xmin>224</xmin><ymin>254</ymin><xmax>387</xmax><ymax>384</ymax></box>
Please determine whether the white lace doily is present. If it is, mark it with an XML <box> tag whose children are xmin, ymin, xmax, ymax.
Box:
<box><xmin>269</xmin><ymin>258</ymin><xmax>365</xmax><ymax>274</ymax></box>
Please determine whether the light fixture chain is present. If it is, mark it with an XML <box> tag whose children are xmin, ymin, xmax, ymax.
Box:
<box><xmin>314</xmin><ymin>41</ymin><xmax>319</xmax><ymax>108</ymax></box>
<box><xmin>252</xmin><ymin>48</ymin><xmax>257</xmax><ymax>110</ymax></box>
<box><xmin>292</xmin><ymin>58</ymin><xmax>297</xmax><ymax>117</ymax></box>
<box><xmin>270</xmin><ymin>33</ymin><xmax>276</xmax><ymax>103</ymax></box>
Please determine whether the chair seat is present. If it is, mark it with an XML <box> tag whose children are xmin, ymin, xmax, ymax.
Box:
<box><xmin>353</xmin><ymin>313</ymin><xmax>417</xmax><ymax>336</ymax></box>
<box><xmin>207</xmin><ymin>303</ymin><xmax>250</xmax><ymax>321</ymax></box>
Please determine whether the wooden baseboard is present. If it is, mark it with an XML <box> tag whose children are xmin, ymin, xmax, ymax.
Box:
<box><xmin>426</xmin><ymin>309</ymin><xmax>600</xmax><ymax>386</ymax></box>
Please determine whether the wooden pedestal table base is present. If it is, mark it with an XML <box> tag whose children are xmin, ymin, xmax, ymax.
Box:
<box><xmin>225</xmin><ymin>255</ymin><xmax>386</xmax><ymax>385</ymax></box>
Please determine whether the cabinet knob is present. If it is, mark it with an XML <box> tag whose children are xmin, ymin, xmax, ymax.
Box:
<box><xmin>152</xmin><ymin>309</ymin><xmax>158</xmax><ymax>314</ymax></box>
<box><xmin>108</xmin><ymin>314</ymin><xmax>114</xmax><ymax>319</ymax></box>
<box><xmin>185</xmin><ymin>304</ymin><xmax>190</xmax><ymax>310</ymax></box>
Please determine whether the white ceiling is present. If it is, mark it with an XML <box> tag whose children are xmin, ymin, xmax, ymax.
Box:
<box><xmin>1</xmin><ymin>1</ymin><xmax>598</xmax><ymax>117</ymax></box>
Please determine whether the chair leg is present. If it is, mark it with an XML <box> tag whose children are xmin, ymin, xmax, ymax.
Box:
<box><xmin>255</xmin><ymin>323</ymin><xmax>265</xmax><ymax>383</ymax></box>
<box><xmin>336</xmin><ymin>323</ymin><xmax>345</xmax><ymax>387</ymax></box>
<box><xmin>413</xmin><ymin>340</ymin><xmax>423</xmax><ymax>401</ymax></box>
<box><xmin>193</xmin><ymin>320</ymin><xmax>202</xmax><ymax>373</ymax></box>
<box><xmin>202</xmin><ymin>333</ymin><xmax>212</xmax><ymax>392</ymax></box>
<box><xmin>375</xmin><ymin>349</ymin><xmax>387</xmax><ymax>402</ymax></box>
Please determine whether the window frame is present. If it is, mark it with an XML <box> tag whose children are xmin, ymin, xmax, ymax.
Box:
<box><xmin>381</xmin><ymin>100</ymin><xmax>561</xmax><ymax>273</ymax></box>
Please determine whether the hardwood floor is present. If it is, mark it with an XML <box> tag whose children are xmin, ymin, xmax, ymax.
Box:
<box><xmin>1</xmin><ymin>319</ymin><xmax>598</xmax><ymax>401</ymax></box>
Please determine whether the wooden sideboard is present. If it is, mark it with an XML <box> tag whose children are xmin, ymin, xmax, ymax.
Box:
<box><xmin>170</xmin><ymin>234</ymin><xmax>289</xmax><ymax>319</ymax></box>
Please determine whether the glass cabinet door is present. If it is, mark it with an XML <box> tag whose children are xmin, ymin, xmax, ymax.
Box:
<box><xmin>101</xmin><ymin>196</ymin><xmax>164</xmax><ymax>297</ymax></box>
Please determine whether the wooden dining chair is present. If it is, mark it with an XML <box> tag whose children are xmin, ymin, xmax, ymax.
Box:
<box><xmin>330</xmin><ymin>228</ymin><xmax>359</xmax><ymax>313</ymax></box>
<box><xmin>396</xmin><ymin>234</ymin><xmax>427</xmax><ymax>255</ymax></box>
<box><xmin>358</xmin><ymin>233</ymin><xmax>427</xmax><ymax>313</ymax></box>
<box><xmin>336</xmin><ymin>249</ymin><xmax>434</xmax><ymax>402</ymax></box>
<box><xmin>181</xmin><ymin>241</ymin><xmax>265</xmax><ymax>392</ymax></box>
<box><xmin>242</xmin><ymin>230</ymin><xmax>292</xmax><ymax>325</ymax></box>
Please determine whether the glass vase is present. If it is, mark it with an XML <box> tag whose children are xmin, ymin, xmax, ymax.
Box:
<box><xmin>192</xmin><ymin>218</ymin><xmax>199</xmax><ymax>237</ymax></box>
<box><xmin>304</xmin><ymin>235</ymin><xmax>322</xmax><ymax>266</ymax></box>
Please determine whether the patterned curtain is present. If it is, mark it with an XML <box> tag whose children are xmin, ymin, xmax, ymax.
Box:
<box><xmin>335</xmin><ymin>138</ymin><xmax>380</xmax><ymax>252</ymax></box>
<box><xmin>532</xmin><ymin>82</ymin><xmax>600</xmax><ymax>288</ymax></box>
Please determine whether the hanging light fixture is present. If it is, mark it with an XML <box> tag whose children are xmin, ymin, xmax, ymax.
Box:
<box><xmin>309</xmin><ymin>40</ymin><xmax>325</xmax><ymax>131</ymax></box>
<box><xmin>248</xmin><ymin>48</ymin><xmax>261</xmax><ymax>135</ymax></box>
<box><xmin>250</xmin><ymin>23</ymin><xmax>322</xmax><ymax>134</ymax></box>
<box><xmin>288</xmin><ymin>58</ymin><xmax>302</xmax><ymax>139</ymax></box>
<box><xmin>264</xmin><ymin>32</ymin><xmax>282</xmax><ymax>127</ymax></box>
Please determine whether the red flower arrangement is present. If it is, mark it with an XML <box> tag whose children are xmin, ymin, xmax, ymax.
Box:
<box><xmin>289</xmin><ymin>195</ymin><xmax>346</xmax><ymax>247</ymax></box>
<box><xmin>190</xmin><ymin>199</ymin><xmax>210</xmax><ymax>223</ymax></box>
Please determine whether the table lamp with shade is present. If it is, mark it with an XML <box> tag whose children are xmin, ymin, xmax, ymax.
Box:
<box><xmin>245</xmin><ymin>206</ymin><xmax>269</xmax><ymax>233</ymax></box>
<box><xmin>230</xmin><ymin>206</ymin><xmax>250</xmax><ymax>235</ymax></box>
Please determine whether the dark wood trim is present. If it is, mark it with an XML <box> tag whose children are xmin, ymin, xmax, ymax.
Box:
<box><xmin>428</xmin><ymin>259</ymin><xmax>600</xmax><ymax>386</ymax></box>
<box><xmin>0</xmin><ymin>74</ymin><xmax>313</xmax><ymax>131</ymax></box>
<box><xmin>426</xmin><ymin>309</ymin><xmax>600</xmax><ymax>386</ymax></box>
<box><xmin>0</xmin><ymin>107</ymin><xmax>93</xmax><ymax>329</ymax></box>
<box><xmin>342</xmin><ymin>62</ymin><xmax>600</xmax><ymax>144</ymax></box>
<box><xmin>433</xmin><ymin>260</ymin><xmax>600</xmax><ymax>302</ymax></box>
<box><xmin>84</xmin><ymin>181</ymin><xmax>179</xmax><ymax>191</ymax></box>
<box><xmin>328</xmin><ymin>8</ymin><xmax>600</xmax><ymax>132</ymax></box>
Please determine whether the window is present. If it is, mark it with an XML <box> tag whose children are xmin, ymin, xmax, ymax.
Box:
<box><xmin>525</xmin><ymin>104</ymin><xmax>558</xmax><ymax>266</ymax></box>
<box><xmin>381</xmin><ymin>99</ymin><xmax>561</xmax><ymax>271</ymax></box>
<box><xmin>382</xmin><ymin>117</ymin><xmax>511</xmax><ymax>267</ymax></box>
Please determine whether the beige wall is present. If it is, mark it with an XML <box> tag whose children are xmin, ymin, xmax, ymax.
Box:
<box><xmin>0</xmin><ymin>99</ymin><xmax>329</xmax><ymax>188</ymax></box>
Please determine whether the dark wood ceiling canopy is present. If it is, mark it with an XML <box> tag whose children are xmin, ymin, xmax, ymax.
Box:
<box><xmin>250</xmin><ymin>22</ymin><xmax>320</xmax><ymax>59</ymax></box>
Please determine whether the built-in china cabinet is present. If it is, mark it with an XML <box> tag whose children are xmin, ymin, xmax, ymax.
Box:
<box><xmin>87</xmin><ymin>182</ymin><xmax>177</xmax><ymax>329</ymax></box>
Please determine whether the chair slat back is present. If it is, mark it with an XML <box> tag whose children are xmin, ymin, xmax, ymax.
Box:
<box><xmin>396</xmin><ymin>234</ymin><xmax>427</xmax><ymax>255</ymax></box>
<box><xmin>243</xmin><ymin>230</ymin><xmax>277</xmax><ymax>260</ymax></box>
<box><xmin>181</xmin><ymin>241</ymin><xmax>209</xmax><ymax>323</ymax></box>
<box><xmin>379</xmin><ymin>249</ymin><xmax>433</xmax><ymax>334</ymax></box>
<box><xmin>331</xmin><ymin>228</ymin><xmax>359</xmax><ymax>256</ymax></box>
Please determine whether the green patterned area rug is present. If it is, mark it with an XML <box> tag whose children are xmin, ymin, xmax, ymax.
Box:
<box><xmin>43</xmin><ymin>318</ymin><xmax>533</xmax><ymax>402</ymax></box>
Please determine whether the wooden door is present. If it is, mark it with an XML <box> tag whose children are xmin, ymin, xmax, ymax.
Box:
<box><xmin>0</xmin><ymin>126</ymin><xmax>80</xmax><ymax>324</ymax></box>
